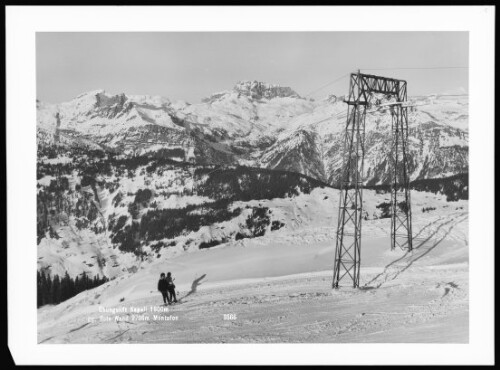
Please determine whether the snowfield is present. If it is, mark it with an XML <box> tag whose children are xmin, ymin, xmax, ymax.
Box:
<box><xmin>38</xmin><ymin>189</ymin><xmax>468</xmax><ymax>343</ymax></box>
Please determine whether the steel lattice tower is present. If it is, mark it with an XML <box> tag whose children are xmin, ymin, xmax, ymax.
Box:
<box><xmin>389</xmin><ymin>91</ymin><xmax>413</xmax><ymax>251</ymax></box>
<box><xmin>332</xmin><ymin>71</ymin><xmax>413</xmax><ymax>289</ymax></box>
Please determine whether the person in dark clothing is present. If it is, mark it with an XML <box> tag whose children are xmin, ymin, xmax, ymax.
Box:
<box><xmin>166</xmin><ymin>272</ymin><xmax>177</xmax><ymax>303</ymax></box>
<box><xmin>157</xmin><ymin>273</ymin><xmax>170</xmax><ymax>304</ymax></box>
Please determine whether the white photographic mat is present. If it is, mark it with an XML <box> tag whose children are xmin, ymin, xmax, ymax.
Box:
<box><xmin>6</xmin><ymin>5</ymin><xmax>494</xmax><ymax>365</ymax></box>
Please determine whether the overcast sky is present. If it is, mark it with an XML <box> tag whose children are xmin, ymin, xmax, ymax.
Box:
<box><xmin>37</xmin><ymin>32</ymin><xmax>468</xmax><ymax>104</ymax></box>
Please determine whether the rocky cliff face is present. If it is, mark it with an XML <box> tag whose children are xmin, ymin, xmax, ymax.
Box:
<box><xmin>233</xmin><ymin>80</ymin><xmax>301</xmax><ymax>99</ymax></box>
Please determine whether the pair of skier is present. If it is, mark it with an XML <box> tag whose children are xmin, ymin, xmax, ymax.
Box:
<box><xmin>158</xmin><ymin>272</ymin><xmax>178</xmax><ymax>305</ymax></box>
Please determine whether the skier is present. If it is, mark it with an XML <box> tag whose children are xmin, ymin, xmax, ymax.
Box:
<box><xmin>157</xmin><ymin>272</ymin><xmax>170</xmax><ymax>305</ymax></box>
<box><xmin>166</xmin><ymin>272</ymin><xmax>178</xmax><ymax>304</ymax></box>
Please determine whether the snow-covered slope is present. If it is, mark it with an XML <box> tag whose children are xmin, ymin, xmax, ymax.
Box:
<box><xmin>37</xmin><ymin>189</ymin><xmax>468</xmax><ymax>343</ymax></box>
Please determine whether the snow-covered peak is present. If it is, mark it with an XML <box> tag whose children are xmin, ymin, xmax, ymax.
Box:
<box><xmin>233</xmin><ymin>80</ymin><xmax>301</xmax><ymax>100</ymax></box>
<box><xmin>127</xmin><ymin>94</ymin><xmax>171</xmax><ymax>107</ymax></box>
<box><xmin>73</xmin><ymin>89</ymin><xmax>106</xmax><ymax>99</ymax></box>
<box><xmin>66</xmin><ymin>90</ymin><xmax>172</xmax><ymax>110</ymax></box>
<box><xmin>37</xmin><ymin>90</ymin><xmax>179</xmax><ymax>137</ymax></box>
<box><xmin>170</xmin><ymin>100</ymin><xmax>190</xmax><ymax>110</ymax></box>
<box><xmin>94</xmin><ymin>91</ymin><xmax>128</xmax><ymax>108</ymax></box>
<box><xmin>201</xmin><ymin>80</ymin><xmax>302</xmax><ymax>104</ymax></box>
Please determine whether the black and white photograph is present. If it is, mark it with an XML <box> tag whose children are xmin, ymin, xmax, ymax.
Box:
<box><xmin>6</xmin><ymin>5</ymin><xmax>494</xmax><ymax>366</ymax></box>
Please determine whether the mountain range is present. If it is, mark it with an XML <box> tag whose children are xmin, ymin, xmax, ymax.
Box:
<box><xmin>37</xmin><ymin>80</ymin><xmax>469</xmax><ymax>186</ymax></box>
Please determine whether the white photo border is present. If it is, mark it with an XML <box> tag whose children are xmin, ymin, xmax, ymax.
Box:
<box><xmin>6</xmin><ymin>5</ymin><xmax>495</xmax><ymax>365</ymax></box>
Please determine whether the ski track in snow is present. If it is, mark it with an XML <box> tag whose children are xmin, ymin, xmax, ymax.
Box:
<box><xmin>38</xmin><ymin>209</ymin><xmax>468</xmax><ymax>344</ymax></box>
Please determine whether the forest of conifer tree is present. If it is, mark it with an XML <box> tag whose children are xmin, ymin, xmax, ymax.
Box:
<box><xmin>37</xmin><ymin>270</ymin><xmax>108</xmax><ymax>307</ymax></box>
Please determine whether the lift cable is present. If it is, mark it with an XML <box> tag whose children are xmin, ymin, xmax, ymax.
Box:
<box><xmin>303</xmin><ymin>73</ymin><xmax>350</xmax><ymax>98</ymax></box>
